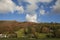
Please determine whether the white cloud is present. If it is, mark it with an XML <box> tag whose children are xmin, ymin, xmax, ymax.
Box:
<box><xmin>23</xmin><ymin>0</ymin><xmax>52</xmax><ymax>4</ymax></box>
<box><xmin>53</xmin><ymin>0</ymin><xmax>60</xmax><ymax>13</ymax></box>
<box><xmin>16</xmin><ymin>6</ymin><xmax>24</xmax><ymax>13</ymax></box>
<box><xmin>18</xmin><ymin>0</ymin><xmax>52</xmax><ymax>13</ymax></box>
<box><xmin>26</xmin><ymin>14</ymin><xmax>37</xmax><ymax>22</ymax></box>
<box><xmin>22</xmin><ymin>0</ymin><xmax>38</xmax><ymax>22</ymax></box>
<box><xmin>26</xmin><ymin>4</ymin><xmax>38</xmax><ymax>13</ymax></box>
<box><xmin>40</xmin><ymin>9</ymin><xmax>45</xmax><ymax>15</ymax></box>
<box><xmin>38</xmin><ymin>0</ymin><xmax>52</xmax><ymax>3</ymax></box>
<box><xmin>26</xmin><ymin>4</ymin><xmax>38</xmax><ymax>22</ymax></box>
<box><xmin>0</xmin><ymin>0</ymin><xmax>24</xmax><ymax>13</ymax></box>
<box><xmin>0</xmin><ymin>0</ymin><xmax>15</xmax><ymax>13</ymax></box>
<box><xmin>24</xmin><ymin>0</ymin><xmax>37</xmax><ymax>4</ymax></box>
<box><xmin>20</xmin><ymin>0</ymin><xmax>38</xmax><ymax>13</ymax></box>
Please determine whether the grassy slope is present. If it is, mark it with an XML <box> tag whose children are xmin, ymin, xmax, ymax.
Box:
<box><xmin>0</xmin><ymin>38</ymin><xmax>60</xmax><ymax>40</ymax></box>
<box><xmin>16</xmin><ymin>28</ymin><xmax>25</xmax><ymax>38</ymax></box>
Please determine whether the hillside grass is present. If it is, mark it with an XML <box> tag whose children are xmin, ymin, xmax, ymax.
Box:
<box><xmin>16</xmin><ymin>28</ymin><xmax>25</xmax><ymax>38</ymax></box>
<box><xmin>0</xmin><ymin>38</ymin><xmax>60</xmax><ymax>40</ymax></box>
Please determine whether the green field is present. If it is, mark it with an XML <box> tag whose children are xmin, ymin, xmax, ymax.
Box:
<box><xmin>0</xmin><ymin>38</ymin><xmax>60</xmax><ymax>40</ymax></box>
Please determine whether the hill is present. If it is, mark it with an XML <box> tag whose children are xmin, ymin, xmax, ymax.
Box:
<box><xmin>0</xmin><ymin>21</ymin><xmax>38</xmax><ymax>33</ymax></box>
<box><xmin>0</xmin><ymin>20</ymin><xmax>60</xmax><ymax>33</ymax></box>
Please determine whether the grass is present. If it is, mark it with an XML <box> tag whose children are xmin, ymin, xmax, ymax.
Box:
<box><xmin>0</xmin><ymin>38</ymin><xmax>60</xmax><ymax>40</ymax></box>
<box><xmin>16</xmin><ymin>28</ymin><xmax>25</xmax><ymax>38</ymax></box>
<box><xmin>3</xmin><ymin>28</ymin><xmax>59</xmax><ymax>40</ymax></box>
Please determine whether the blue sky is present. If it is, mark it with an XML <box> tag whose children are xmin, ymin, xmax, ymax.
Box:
<box><xmin>0</xmin><ymin>0</ymin><xmax>60</xmax><ymax>23</ymax></box>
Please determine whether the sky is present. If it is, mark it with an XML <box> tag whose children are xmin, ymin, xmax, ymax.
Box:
<box><xmin>0</xmin><ymin>0</ymin><xmax>60</xmax><ymax>23</ymax></box>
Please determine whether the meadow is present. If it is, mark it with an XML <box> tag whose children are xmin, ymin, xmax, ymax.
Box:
<box><xmin>0</xmin><ymin>38</ymin><xmax>60</xmax><ymax>40</ymax></box>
